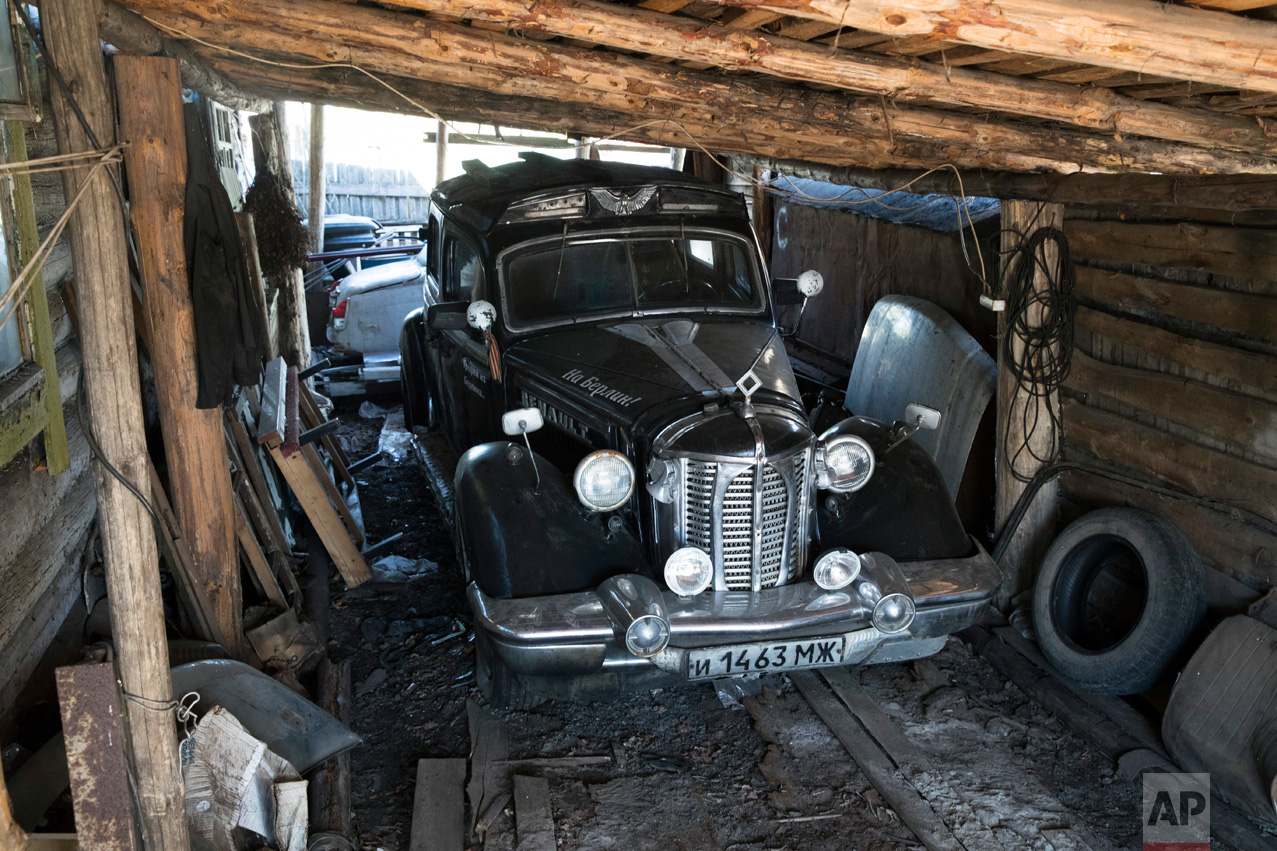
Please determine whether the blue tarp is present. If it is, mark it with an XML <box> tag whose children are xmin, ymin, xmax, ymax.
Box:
<box><xmin>770</xmin><ymin>175</ymin><xmax>1000</xmax><ymax>233</ymax></box>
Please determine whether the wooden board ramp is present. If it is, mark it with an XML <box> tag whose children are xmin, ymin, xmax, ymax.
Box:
<box><xmin>409</xmin><ymin>758</ymin><xmax>466</xmax><ymax>851</ymax></box>
<box><xmin>789</xmin><ymin>670</ymin><xmax>968</xmax><ymax>851</ymax></box>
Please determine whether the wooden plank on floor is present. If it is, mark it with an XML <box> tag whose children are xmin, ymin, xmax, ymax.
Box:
<box><xmin>513</xmin><ymin>775</ymin><xmax>555</xmax><ymax>851</ymax></box>
<box><xmin>409</xmin><ymin>758</ymin><xmax>466</xmax><ymax>851</ymax></box>
<box><xmin>268</xmin><ymin>442</ymin><xmax>370</xmax><ymax>587</ymax></box>
<box><xmin>466</xmin><ymin>699</ymin><xmax>509</xmax><ymax>838</ymax></box>
<box><xmin>790</xmin><ymin>671</ymin><xmax>966</xmax><ymax>851</ymax></box>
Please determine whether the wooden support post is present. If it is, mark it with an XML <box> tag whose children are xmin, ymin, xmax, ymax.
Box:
<box><xmin>435</xmin><ymin>121</ymin><xmax>448</xmax><ymax>187</ymax></box>
<box><xmin>996</xmin><ymin>201</ymin><xmax>1064</xmax><ymax>602</ymax></box>
<box><xmin>310</xmin><ymin>658</ymin><xmax>353</xmax><ymax>840</ymax></box>
<box><xmin>0</xmin><ymin>765</ymin><xmax>27</xmax><ymax>851</ymax></box>
<box><xmin>42</xmin><ymin>2</ymin><xmax>189</xmax><ymax>849</ymax></box>
<box><xmin>307</xmin><ymin>103</ymin><xmax>325</xmax><ymax>256</ymax></box>
<box><xmin>249</xmin><ymin>104</ymin><xmax>311</xmax><ymax>368</ymax></box>
<box><xmin>116</xmin><ymin>55</ymin><xmax>242</xmax><ymax>657</ymax></box>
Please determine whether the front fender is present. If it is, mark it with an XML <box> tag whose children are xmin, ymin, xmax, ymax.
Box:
<box><xmin>454</xmin><ymin>442</ymin><xmax>648</xmax><ymax>599</ymax></box>
<box><xmin>817</xmin><ymin>417</ymin><xmax>972</xmax><ymax>560</ymax></box>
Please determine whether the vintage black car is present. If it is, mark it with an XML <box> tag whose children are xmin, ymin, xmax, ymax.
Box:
<box><xmin>399</xmin><ymin>153</ymin><xmax>1000</xmax><ymax>708</ymax></box>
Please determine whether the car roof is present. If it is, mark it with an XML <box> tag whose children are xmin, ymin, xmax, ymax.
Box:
<box><xmin>431</xmin><ymin>153</ymin><xmax>737</xmax><ymax>233</ymax></box>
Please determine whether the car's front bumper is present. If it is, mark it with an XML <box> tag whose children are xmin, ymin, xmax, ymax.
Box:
<box><xmin>468</xmin><ymin>540</ymin><xmax>1000</xmax><ymax>679</ymax></box>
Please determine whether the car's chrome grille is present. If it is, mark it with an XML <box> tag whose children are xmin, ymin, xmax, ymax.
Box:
<box><xmin>679</xmin><ymin>449</ymin><xmax>811</xmax><ymax>591</ymax></box>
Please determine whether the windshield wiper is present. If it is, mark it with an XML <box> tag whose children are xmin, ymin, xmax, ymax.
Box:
<box><xmin>550</xmin><ymin>221</ymin><xmax>570</xmax><ymax>300</ymax></box>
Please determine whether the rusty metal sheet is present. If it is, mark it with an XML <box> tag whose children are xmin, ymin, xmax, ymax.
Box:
<box><xmin>55</xmin><ymin>663</ymin><xmax>140</xmax><ymax>851</ymax></box>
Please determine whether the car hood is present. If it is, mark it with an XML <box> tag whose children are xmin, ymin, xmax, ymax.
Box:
<box><xmin>507</xmin><ymin>319</ymin><xmax>800</xmax><ymax>415</ymax></box>
<box><xmin>335</xmin><ymin>258</ymin><xmax>424</xmax><ymax>299</ymax></box>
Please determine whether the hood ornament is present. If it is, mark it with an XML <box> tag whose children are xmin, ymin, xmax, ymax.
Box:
<box><xmin>590</xmin><ymin>186</ymin><xmax>656</xmax><ymax>215</ymax></box>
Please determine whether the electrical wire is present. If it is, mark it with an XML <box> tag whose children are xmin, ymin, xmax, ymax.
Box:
<box><xmin>995</xmin><ymin>218</ymin><xmax>1075</xmax><ymax>485</ymax></box>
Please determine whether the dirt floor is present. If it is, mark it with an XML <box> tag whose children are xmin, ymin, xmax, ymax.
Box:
<box><xmin>330</xmin><ymin>404</ymin><xmax>1175</xmax><ymax>851</ymax></box>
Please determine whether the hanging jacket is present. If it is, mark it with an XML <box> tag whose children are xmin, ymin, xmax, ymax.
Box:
<box><xmin>183</xmin><ymin>101</ymin><xmax>267</xmax><ymax>408</ymax></box>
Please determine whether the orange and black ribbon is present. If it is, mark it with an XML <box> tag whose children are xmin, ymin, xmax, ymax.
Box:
<box><xmin>485</xmin><ymin>330</ymin><xmax>503</xmax><ymax>383</ymax></box>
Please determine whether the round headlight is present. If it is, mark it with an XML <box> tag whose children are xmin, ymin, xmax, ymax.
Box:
<box><xmin>872</xmin><ymin>593</ymin><xmax>916</xmax><ymax>634</ymax></box>
<box><xmin>813</xmin><ymin>548</ymin><xmax>862</xmax><ymax>591</ymax></box>
<box><xmin>573</xmin><ymin>450</ymin><xmax>635</xmax><ymax>512</ymax></box>
<box><xmin>625</xmin><ymin>615</ymin><xmax>670</xmax><ymax>657</ymax></box>
<box><xmin>820</xmin><ymin>435</ymin><xmax>875</xmax><ymax>493</ymax></box>
<box><xmin>664</xmin><ymin>547</ymin><xmax>713</xmax><ymax>596</ymax></box>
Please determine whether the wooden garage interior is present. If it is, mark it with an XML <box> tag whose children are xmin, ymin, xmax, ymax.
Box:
<box><xmin>1</xmin><ymin>0</ymin><xmax>1277</xmax><ymax>848</ymax></box>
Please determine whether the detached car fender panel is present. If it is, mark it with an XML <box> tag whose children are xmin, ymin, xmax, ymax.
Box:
<box><xmin>454</xmin><ymin>441</ymin><xmax>649</xmax><ymax>599</ymax></box>
<box><xmin>817</xmin><ymin>417</ymin><xmax>972</xmax><ymax>561</ymax></box>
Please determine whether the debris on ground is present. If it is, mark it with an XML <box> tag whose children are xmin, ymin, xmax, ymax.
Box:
<box><xmin>369</xmin><ymin>554</ymin><xmax>439</xmax><ymax>583</ymax></box>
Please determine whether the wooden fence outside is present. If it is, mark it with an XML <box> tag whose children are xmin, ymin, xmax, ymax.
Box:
<box><xmin>293</xmin><ymin>160</ymin><xmax>432</xmax><ymax>224</ymax></box>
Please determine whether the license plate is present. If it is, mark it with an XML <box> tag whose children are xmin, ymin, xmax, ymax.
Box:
<box><xmin>686</xmin><ymin>636</ymin><xmax>847</xmax><ymax>680</ymax></box>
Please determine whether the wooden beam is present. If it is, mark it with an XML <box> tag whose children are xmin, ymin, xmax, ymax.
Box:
<box><xmin>1076</xmin><ymin>305</ymin><xmax>1277</xmax><ymax>403</ymax></box>
<box><xmin>0</xmin><ymin>765</ymin><xmax>26</xmax><ymax>851</ymax></box>
<box><xmin>702</xmin><ymin>0</ymin><xmax>1277</xmax><ymax>95</ymax></box>
<box><xmin>43</xmin><ymin>2</ymin><xmax>188</xmax><ymax>849</ymax></box>
<box><xmin>512</xmin><ymin>775</ymin><xmax>555</xmax><ymax>851</ymax></box>
<box><xmin>117</xmin><ymin>55</ymin><xmax>242</xmax><ymax>657</ymax></box>
<box><xmin>736</xmin><ymin>156</ymin><xmax>1277</xmax><ymax>212</ymax></box>
<box><xmin>1074</xmin><ymin>265</ymin><xmax>1277</xmax><ymax>347</ymax></box>
<box><xmin>267</xmin><ymin>441</ymin><xmax>370</xmax><ymax>586</ymax></box>
<box><xmin>307</xmin><ymin>104</ymin><xmax>325</xmax><ymax>256</ymax></box>
<box><xmin>1068</xmin><ymin>219</ymin><xmax>1277</xmax><ymax>282</ymax></box>
<box><xmin>1066</xmin><ymin>348</ymin><xmax>1277</xmax><ymax>464</ymax></box>
<box><xmin>1064</xmin><ymin>397</ymin><xmax>1277</xmax><ymax>526</ymax></box>
<box><xmin>248</xmin><ymin>106</ymin><xmax>311</xmax><ymax>368</ymax></box>
<box><xmin>117</xmin><ymin>0</ymin><xmax>1277</xmax><ymax>174</ymax></box>
<box><xmin>996</xmin><ymin>201</ymin><xmax>1064</xmax><ymax>600</ymax></box>
<box><xmin>384</xmin><ymin>0</ymin><xmax>1277</xmax><ymax>156</ymax></box>
<box><xmin>310</xmin><ymin>658</ymin><xmax>354</xmax><ymax>841</ymax></box>
<box><xmin>99</xmin><ymin>2</ymin><xmax>270</xmax><ymax>112</ymax></box>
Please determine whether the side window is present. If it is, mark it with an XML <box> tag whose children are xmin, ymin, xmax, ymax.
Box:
<box><xmin>425</xmin><ymin>209</ymin><xmax>440</xmax><ymax>277</ymax></box>
<box><xmin>0</xmin><ymin>213</ymin><xmax>19</xmax><ymax>377</ymax></box>
<box><xmin>444</xmin><ymin>235</ymin><xmax>482</xmax><ymax>302</ymax></box>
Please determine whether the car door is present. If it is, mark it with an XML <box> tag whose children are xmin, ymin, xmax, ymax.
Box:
<box><xmin>437</xmin><ymin>229</ymin><xmax>498</xmax><ymax>449</ymax></box>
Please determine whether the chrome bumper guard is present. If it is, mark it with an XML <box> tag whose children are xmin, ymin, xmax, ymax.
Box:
<box><xmin>468</xmin><ymin>540</ymin><xmax>1000</xmax><ymax>677</ymax></box>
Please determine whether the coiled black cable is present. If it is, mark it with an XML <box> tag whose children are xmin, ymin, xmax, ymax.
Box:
<box><xmin>997</xmin><ymin>223</ymin><xmax>1076</xmax><ymax>484</ymax></box>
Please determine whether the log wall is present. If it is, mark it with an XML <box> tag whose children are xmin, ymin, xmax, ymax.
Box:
<box><xmin>0</xmin><ymin>77</ymin><xmax>96</xmax><ymax>732</ymax></box>
<box><xmin>1060</xmin><ymin>212</ymin><xmax>1277</xmax><ymax>604</ymax></box>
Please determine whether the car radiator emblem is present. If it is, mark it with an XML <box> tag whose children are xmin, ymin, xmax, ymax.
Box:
<box><xmin>590</xmin><ymin>186</ymin><xmax>657</xmax><ymax>215</ymax></box>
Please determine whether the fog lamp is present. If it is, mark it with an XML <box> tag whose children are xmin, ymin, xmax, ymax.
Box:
<box><xmin>664</xmin><ymin>547</ymin><xmax>713</xmax><ymax>596</ymax></box>
<box><xmin>625</xmin><ymin>615</ymin><xmax>671</xmax><ymax>657</ymax></box>
<box><xmin>872</xmin><ymin>594</ymin><xmax>916</xmax><ymax>634</ymax></box>
<box><xmin>813</xmin><ymin>548</ymin><xmax>861</xmax><ymax>591</ymax></box>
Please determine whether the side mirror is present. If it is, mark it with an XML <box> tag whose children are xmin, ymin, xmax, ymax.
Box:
<box><xmin>774</xmin><ymin>269</ymin><xmax>825</xmax><ymax>337</ymax></box>
<box><xmin>467</xmin><ymin>299</ymin><xmax>497</xmax><ymax>333</ymax></box>
<box><xmin>796</xmin><ymin>270</ymin><xmax>824</xmax><ymax>298</ymax></box>
<box><xmin>417</xmin><ymin>224</ymin><xmax>429</xmax><ymax>242</ymax></box>
<box><xmin>905</xmin><ymin>403</ymin><xmax>941</xmax><ymax>431</ymax></box>
<box><xmin>502</xmin><ymin>407</ymin><xmax>544</xmax><ymax>437</ymax></box>
<box><xmin>426</xmin><ymin>301</ymin><xmax>468</xmax><ymax>331</ymax></box>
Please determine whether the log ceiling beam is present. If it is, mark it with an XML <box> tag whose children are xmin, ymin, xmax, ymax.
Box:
<box><xmin>377</xmin><ymin>0</ymin><xmax>1277</xmax><ymax>157</ymax></box>
<box><xmin>703</xmin><ymin>0</ymin><xmax>1277</xmax><ymax>95</ymax></box>
<box><xmin>197</xmin><ymin>52</ymin><xmax>1027</xmax><ymax>173</ymax></box>
<box><xmin>114</xmin><ymin>0</ymin><xmax>1277</xmax><ymax>174</ymax></box>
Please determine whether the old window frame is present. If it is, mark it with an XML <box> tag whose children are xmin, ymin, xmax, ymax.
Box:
<box><xmin>0</xmin><ymin>119</ymin><xmax>68</xmax><ymax>472</ymax></box>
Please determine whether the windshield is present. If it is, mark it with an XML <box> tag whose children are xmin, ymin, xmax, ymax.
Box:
<box><xmin>502</xmin><ymin>232</ymin><xmax>763</xmax><ymax>327</ymax></box>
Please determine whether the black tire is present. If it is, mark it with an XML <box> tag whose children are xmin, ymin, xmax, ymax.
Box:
<box><xmin>474</xmin><ymin>629</ymin><xmax>538</xmax><ymax>711</ymax></box>
<box><xmin>1032</xmin><ymin>507</ymin><xmax>1205</xmax><ymax>695</ymax></box>
<box><xmin>399</xmin><ymin>314</ymin><xmax>435</xmax><ymax>432</ymax></box>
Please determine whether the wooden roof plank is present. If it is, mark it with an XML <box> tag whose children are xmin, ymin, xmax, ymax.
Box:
<box><xmin>698</xmin><ymin>0</ymin><xmax>1277</xmax><ymax>94</ymax></box>
<box><xmin>308</xmin><ymin>0</ymin><xmax>1277</xmax><ymax>158</ymax></box>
